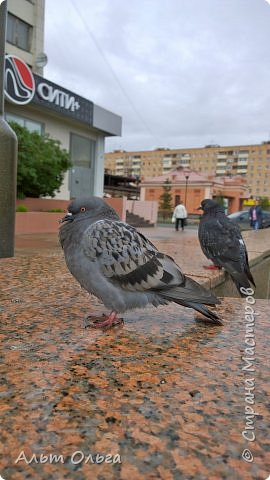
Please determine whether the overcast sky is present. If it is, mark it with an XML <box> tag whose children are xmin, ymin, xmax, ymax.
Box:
<box><xmin>44</xmin><ymin>0</ymin><xmax>270</xmax><ymax>153</ymax></box>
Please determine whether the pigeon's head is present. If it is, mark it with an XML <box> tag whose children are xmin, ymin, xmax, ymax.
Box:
<box><xmin>60</xmin><ymin>196</ymin><xmax>120</xmax><ymax>224</ymax></box>
<box><xmin>198</xmin><ymin>199</ymin><xmax>225</xmax><ymax>214</ymax></box>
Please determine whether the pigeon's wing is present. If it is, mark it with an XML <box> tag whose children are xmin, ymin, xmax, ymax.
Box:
<box><xmin>199</xmin><ymin>216</ymin><xmax>248</xmax><ymax>272</ymax></box>
<box><xmin>82</xmin><ymin>220</ymin><xmax>184</xmax><ymax>292</ymax></box>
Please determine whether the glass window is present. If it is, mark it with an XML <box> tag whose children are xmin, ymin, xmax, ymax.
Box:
<box><xmin>25</xmin><ymin>119</ymin><xmax>42</xmax><ymax>133</ymax></box>
<box><xmin>6</xmin><ymin>113</ymin><xmax>43</xmax><ymax>134</ymax></box>
<box><xmin>70</xmin><ymin>133</ymin><xmax>96</xmax><ymax>168</ymax></box>
<box><xmin>6</xmin><ymin>112</ymin><xmax>24</xmax><ymax>127</ymax></box>
<box><xmin>7</xmin><ymin>13</ymin><xmax>32</xmax><ymax>52</ymax></box>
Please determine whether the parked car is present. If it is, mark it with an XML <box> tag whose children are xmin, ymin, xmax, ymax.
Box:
<box><xmin>228</xmin><ymin>210</ymin><xmax>270</xmax><ymax>230</ymax></box>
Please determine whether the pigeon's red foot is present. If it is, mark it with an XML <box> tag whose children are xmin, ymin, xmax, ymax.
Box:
<box><xmin>203</xmin><ymin>265</ymin><xmax>222</xmax><ymax>270</ymax></box>
<box><xmin>85</xmin><ymin>311</ymin><xmax>124</xmax><ymax>329</ymax></box>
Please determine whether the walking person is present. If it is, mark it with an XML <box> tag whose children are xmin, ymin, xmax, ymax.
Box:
<box><xmin>172</xmin><ymin>201</ymin><xmax>188</xmax><ymax>231</ymax></box>
<box><xmin>249</xmin><ymin>201</ymin><xmax>263</xmax><ymax>230</ymax></box>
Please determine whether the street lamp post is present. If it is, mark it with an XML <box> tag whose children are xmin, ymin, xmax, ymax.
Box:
<box><xmin>184</xmin><ymin>174</ymin><xmax>189</xmax><ymax>207</ymax></box>
<box><xmin>0</xmin><ymin>0</ymin><xmax>17</xmax><ymax>258</ymax></box>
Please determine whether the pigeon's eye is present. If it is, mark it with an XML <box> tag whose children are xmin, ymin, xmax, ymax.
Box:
<box><xmin>80</xmin><ymin>207</ymin><xmax>86</xmax><ymax>212</ymax></box>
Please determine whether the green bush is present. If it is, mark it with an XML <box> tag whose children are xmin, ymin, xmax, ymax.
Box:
<box><xmin>16</xmin><ymin>204</ymin><xmax>28</xmax><ymax>212</ymax></box>
<box><xmin>9</xmin><ymin>121</ymin><xmax>71</xmax><ymax>198</ymax></box>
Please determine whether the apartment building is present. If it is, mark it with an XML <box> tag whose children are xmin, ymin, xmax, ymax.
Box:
<box><xmin>105</xmin><ymin>142</ymin><xmax>270</xmax><ymax>200</ymax></box>
<box><xmin>105</xmin><ymin>149</ymin><xmax>164</xmax><ymax>179</ymax></box>
<box><xmin>6</xmin><ymin>0</ymin><xmax>46</xmax><ymax>75</ymax></box>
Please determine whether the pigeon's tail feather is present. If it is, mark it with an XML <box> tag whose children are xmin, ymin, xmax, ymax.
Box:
<box><xmin>245</xmin><ymin>268</ymin><xmax>256</xmax><ymax>288</ymax></box>
<box><xmin>159</xmin><ymin>276</ymin><xmax>222</xmax><ymax>324</ymax></box>
<box><xmin>160</xmin><ymin>276</ymin><xmax>221</xmax><ymax>306</ymax></box>
<box><xmin>165</xmin><ymin>297</ymin><xmax>223</xmax><ymax>325</ymax></box>
<box><xmin>230</xmin><ymin>270</ymin><xmax>256</xmax><ymax>295</ymax></box>
<box><xmin>183</xmin><ymin>301</ymin><xmax>223</xmax><ymax>325</ymax></box>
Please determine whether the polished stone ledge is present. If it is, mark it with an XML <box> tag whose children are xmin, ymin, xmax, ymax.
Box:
<box><xmin>0</xmin><ymin>229</ymin><xmax>269</xmax><ymax>479</ymax></box>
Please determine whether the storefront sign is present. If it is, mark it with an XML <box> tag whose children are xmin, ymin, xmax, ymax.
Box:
<box><xmin>36</xmin><ymin>82</ymin><xmax>80</xmax><ymax>111</ymax></box>
<box><xmin>4</xmin><ymin>55</ymin><xmax>93</xmax><ymax>125</ymax></box>
<box><xmin>4</xmin><ymin>54</ymin><xmax>35</xmax><ymax>105</ymax></box>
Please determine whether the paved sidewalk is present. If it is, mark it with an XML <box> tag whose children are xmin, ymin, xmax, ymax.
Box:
<box><xmin>0</xmin><ymin>227</ymin><xmax>268</xmax><ymax>479</ymax></box>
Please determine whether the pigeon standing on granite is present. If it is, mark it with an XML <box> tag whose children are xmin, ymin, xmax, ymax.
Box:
<box><xmin>198</xmin><ymin>199</ymin><xmax>255</xmax><ymax>294</ymax></box>
<box><xmin>59</xmin><ymin>196</ymin><xmax>222</xmax><ymax>328</ymax></box>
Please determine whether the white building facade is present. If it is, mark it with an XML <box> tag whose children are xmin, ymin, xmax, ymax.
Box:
<box><xmin>5</xmin><ymin>0</ymin><xmax>122</xmax><ymax>199</ymax></box>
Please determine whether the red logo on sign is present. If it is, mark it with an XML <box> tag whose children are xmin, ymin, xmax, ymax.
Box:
<box><xmin>5</xmin><ymin>55</ymin><xmax>35</xmax><ymax>105</ymax></box>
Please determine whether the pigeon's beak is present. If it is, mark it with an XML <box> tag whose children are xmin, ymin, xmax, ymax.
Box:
<box><xmin>59</xmin><ymin>212</ymin><xmax>74</xmax><ymax>224</ymax></box>
<box><xmin>197</xmin><ymin>206</ymin><xmax>203</xmax><ymax>211</ymax></box>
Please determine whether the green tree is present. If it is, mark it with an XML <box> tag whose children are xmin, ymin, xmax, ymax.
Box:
<box><xmin>10</xmin><ymin>122</ymin><xmax>71</xmax><ymax>198</ymax></box>
<box><xmin>159</xmin><ymin>179</ymin><xmax>173</xmax><ymax>220</ymax></box>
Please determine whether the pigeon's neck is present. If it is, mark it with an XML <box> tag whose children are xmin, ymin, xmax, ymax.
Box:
<box><xmin>59</xmin><ymin>220</ymin><xmax>82</xmax><ymax>250</ymax></box>
<box><xmin>101</xmin><ymin>210</ymin><xmax>120</xmax><ymax>222</ymax></box>
<box><xmin>59</xmin><ymin>213</ymin><xmax>120</xmax><ymax>250</ymax></box>
<box><xmin>205</xmin><ymin>208</ymin><xmax>225</xmax><ymax>218</ymax></box>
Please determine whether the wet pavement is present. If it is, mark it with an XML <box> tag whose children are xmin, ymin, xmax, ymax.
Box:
<box><xmin>0</xmin><ymin>227</ymin><xmax>269</xmax><ymax>479</ymax></box>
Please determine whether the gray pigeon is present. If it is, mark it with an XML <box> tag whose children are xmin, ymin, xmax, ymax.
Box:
<box><xmin>198</xmin><ymin>199</ymin><xmax>255</xmax><ymax>294</ymax></box>
<box><xmin>59</xmin><ymin>196</ymin><xmax>222</xmax><ymax>328</ymax></box>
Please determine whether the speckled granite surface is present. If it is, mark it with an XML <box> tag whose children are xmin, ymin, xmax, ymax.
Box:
<box><xmin>0</xmin><ymin>229</ymin><xmax>269</xmax><ymax>479</ymax></box>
